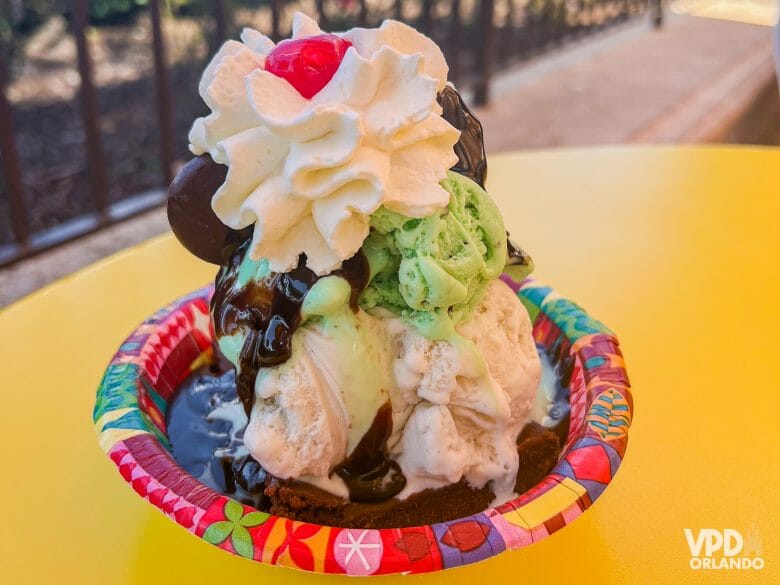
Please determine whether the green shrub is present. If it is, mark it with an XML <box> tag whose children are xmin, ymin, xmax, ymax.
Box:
<box><xmin>87</xmin><ymin>0</ymin><xmax>151</xmax><ymax>23</ymax></box>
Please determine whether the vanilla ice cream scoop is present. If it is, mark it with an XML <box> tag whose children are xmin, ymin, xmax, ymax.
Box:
<box><xmin>241</xmin><ymin>278</ymin><xmax>541</xmax><ymax>503</ymax></box>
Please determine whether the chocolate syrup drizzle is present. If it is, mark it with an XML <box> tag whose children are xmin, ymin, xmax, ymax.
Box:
<box><xmin>209</xmin><ymin>240</ymin><xmax>406</xmax><ymax>501</ymax></box>
<box><xmin>166</xmin><ymin>362</ymin><xmax>269</xmax><ymax>509</ymax></box>
<box><xmin>506</xmin><ymin>236</ymin><xmax>533</xmax><ymax>269</ymax></box>
<box><xmin>211</xmin><ymin>239</ymin><xmax>369</xmax><ymax>416</ymax></box>
<box><xmin>333</xmin><ymin>402</ymin><xmax>406</xmax><ymax>502</ymax></box>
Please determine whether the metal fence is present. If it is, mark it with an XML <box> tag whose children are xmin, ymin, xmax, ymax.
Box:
<box><xmin>0</xmin><ymin>0</ymin><xmax>660</xmax><ymax>267</ymax></box>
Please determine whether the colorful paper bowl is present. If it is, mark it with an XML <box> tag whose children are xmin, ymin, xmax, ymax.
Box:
<box><xmin>93</xmin><ymin>275</ymin><xmax>632</xmax><ymax>575</ymax></box>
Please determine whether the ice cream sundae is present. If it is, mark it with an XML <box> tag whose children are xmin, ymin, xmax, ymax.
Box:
<box><xmin>166</xmin><ymin>12</ymin><xmax>567</xmax><ymax>528</ymax></box>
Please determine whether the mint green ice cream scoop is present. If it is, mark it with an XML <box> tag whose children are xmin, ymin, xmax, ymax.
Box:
<box><xmin>359</xmin><ymin>171</ymin><xmax>510</xmax><ymax>338</ymax></box>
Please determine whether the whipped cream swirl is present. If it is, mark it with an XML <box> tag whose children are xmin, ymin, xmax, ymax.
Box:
<box><xmin>189</xmin><ymin>13</ymin><xmax>460</xmax><ymax>274</ymax></box>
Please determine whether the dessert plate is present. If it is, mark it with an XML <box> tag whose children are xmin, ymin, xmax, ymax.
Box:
<box><xmin>93</xmin><ymin>275</ymin><xmax>632</xmax><ymax>575</ymax></box>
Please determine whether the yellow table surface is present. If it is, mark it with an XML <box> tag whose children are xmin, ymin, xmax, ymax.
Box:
<box><xmin>1</xmin><ymin>145</ymin><xmax>778</xmax><ymax>584</ymax></box>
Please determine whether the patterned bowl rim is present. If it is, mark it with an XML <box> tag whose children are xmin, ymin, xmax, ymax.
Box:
<box><xmin>93</xmin><ymin>275</ymin><xmax>632</xmax><ymax>576</ymax></box>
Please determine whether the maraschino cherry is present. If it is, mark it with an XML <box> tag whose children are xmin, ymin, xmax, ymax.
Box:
<box><xmin>264</xmin><ymin>34</ymin><xmax>352</xmax><ymax>99</ymax></box>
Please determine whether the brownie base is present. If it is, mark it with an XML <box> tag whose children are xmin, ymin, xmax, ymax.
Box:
<box><xmin>265</xmin><ymin>478</ymin><xmax>495</xmax><ymax>528</ymax></box>
<box><xmin>515</xmin><ymin>422</ymin><xmax>562</xmax><ymax>493</ymax></box>
<box><xmin>264</xmin><ymin>423</ymin><xmax>562</xmax><ymax>529</ymax></box>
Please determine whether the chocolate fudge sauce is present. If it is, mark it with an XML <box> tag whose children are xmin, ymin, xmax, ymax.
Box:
<box><xmin>166</xmin><ymin>361</ymin><xmax>268</xmax><ymax>508</ymax></box>
<box><xmin>333</xmin><ymin>402</ymin><xmax>406</xmax><ymax>502</ymax></box>
<box><xmin>167</xmin><ymin>359</ymin><xmax>405</xmax><ymax>505</ymax></box>
<box><xmin>437</xmin><ymin>85</ymin><xmax>488</xmax><ymax>188</ymax></box>
<box><xmin>211</xmin><ymin>239</ymin><xmax>369</xmax><ymax>415</ymax></box>
<box><xmin>538</xmin><ymin>340</ymin><xmax>572</xmax><ymax>443</ymax></box>
<box><xmin>506</xmin><ymin>237</ymin><xmax>533</xmax><ymax>269</ymax></box>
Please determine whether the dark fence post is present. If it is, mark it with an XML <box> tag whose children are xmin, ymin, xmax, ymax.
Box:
<box><xmin>316</xmin><ymin>0</ymin><xmax>329</xmax><ymax>30</ymax></box>
<box><xmin>150</xmin><ymin>0</ymin><xmax>175</xmax><ymax>187</ymax></box>
<box><xmin>213</xmin><ymin>0</ymin><xmax>228</xmax><ymax>45</ymax></box>
<box><xmin>421</xmin><ymin>0</ymin><xmax>434</xmax><ymax>34</ymax></box>
<box><xmin>271</xmin><ymin>0</ymin><xmax>282</xmax><ymax>42</ymax></box>
<box><xmin>358</xmin><ymin>0</ymin><xmax>368</xmax><ymax>27</ymax></box>
<box><xmin>499</xmin><ymin>0</ymin><xmax>516</xmax><ymax>64</ymax></box>
<box><xmin>394</xmin><ymin>0</ymin><xmax>404</xmax><ymax>20</ymax></box>
<box><xmin>652</xmin><ymin>0</ymin><xmax>663</xmax><ymax>28</ymax></box>
<box><xmin>473</xmin><ymin>0</ymin><xmax>496</xmax><ymax>106</ymax></box>
<box><xmin>0</xmin><ymin>52</ymin><xmax>29</xmax><ymax>248</ymax></box>
<box><xmin>449</xmin><ymin>0</ymin><xmax>462</xmax><ymax>82</ymax></box>
<box><xmin>72</xmin><ymin>0</ymin><xmax>110</xmax><ymax>217</ymax></box>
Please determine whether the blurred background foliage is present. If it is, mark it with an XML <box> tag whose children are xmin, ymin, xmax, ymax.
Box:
<box><xmin>1</xmin><ymin>0</ymin><xmax>220</xmax><ymax>68</ymax></box>
<box><xmin>0</xmin><ymin>1</ymin><xmax>271</xmax><ymax>48</ymax></box>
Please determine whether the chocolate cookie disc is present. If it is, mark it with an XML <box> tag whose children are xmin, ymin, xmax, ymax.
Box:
<box><xmin>167</xmin><ymin>154</ymin><xmax>232</xmax><ymax>264</ymax></box>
